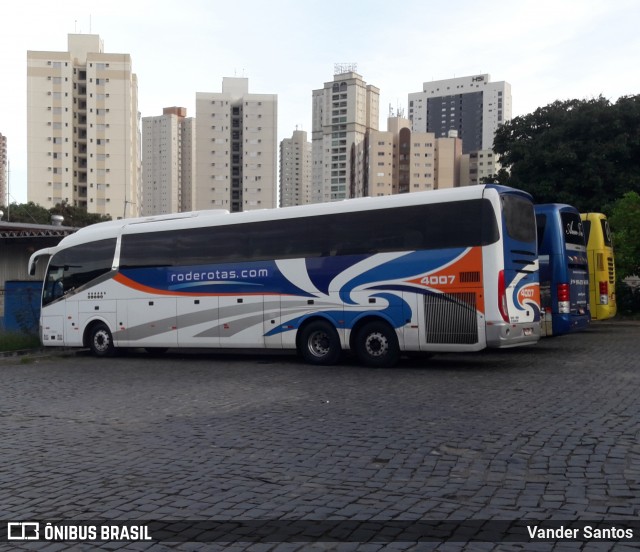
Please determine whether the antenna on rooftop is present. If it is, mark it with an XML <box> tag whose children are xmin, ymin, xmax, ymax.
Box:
<box><xmin>334</xmin><ymin>63</ymin><xmax>358</xmax><ymax>75</ymax></box>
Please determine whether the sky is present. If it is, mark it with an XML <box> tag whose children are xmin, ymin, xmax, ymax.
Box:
<box><xmin>2</xmin><ymin>0</ymin><xmax>639</xmax><ymax>205</ymax></box>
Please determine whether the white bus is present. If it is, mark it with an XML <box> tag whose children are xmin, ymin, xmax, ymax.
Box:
<box><xmin>28</xmin><ymin>185</ymin><xmax>541</xmax><ymax>367</ymax></box>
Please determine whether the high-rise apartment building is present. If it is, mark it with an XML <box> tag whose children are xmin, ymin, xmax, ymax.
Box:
<box><xmin>0</xmin><ymin>133</ymin><xmax>6</xmax><ymax>206</ymax></box>
<box><xmin>195</xmin><ymin>77</ymin><xmax>277</xmax><ymax>212</ymax></box>
<box><xmin>408</xmin><ymin>74</ymin><xmax>511</xmax><ymax>154</ymax></box>
<box><xmin>433</xmin><ymin>131</ymin><xmax>463</xmax><ymax>188</ymax></box>
<box><xmin>279</xmin><ymin>129</ymin><xmax>312</xmax><ymax>207</ymax></box>
<box><xmin>27</xmin><ymin>34</ymin><xmax>140</xmax><ymax>219</ymax></box>
<box><xmin>141</xmin><ymin>107</ymin><xmax>195</xmax><ymax>215</ymax></box>
<box><xmin>353</xmin><ymin>118</ymin><xmax>466</xmax><ymax>197</ymax></box>
<box><xmin>353</xmin><ymin>117</ymin><xmax>436</xmax><ymax>197</ymax></box>
<box><xmin>460</xmin><ymin>149</ymin><xmax>501</xmax><ymax>186</ymax></box>
<box><xmin>312</xmin><ymin>67</ymin><xmax>380</xmax><ymax>203</ymax></box>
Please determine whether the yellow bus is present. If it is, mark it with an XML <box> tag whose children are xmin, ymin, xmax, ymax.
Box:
<box><xmin>580</xmin><ymin>213</ymin><xmax>616</xmax><ymax>319</ymax></box>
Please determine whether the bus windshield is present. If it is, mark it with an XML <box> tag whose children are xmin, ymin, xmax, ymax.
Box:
<box><xmin>561</xmin><ymin>211</ymin><xmax>586</xmax><ymax>246</ymax></box>
<box><xmin>43</xmin><ymin>239</ymin><xmax>116</xmax><ymax>305</ymax></box>
<box><xmin>502</xmin><ymin>194</ymin><xmax>536</xmax><ymax>243</ymax></box>
<box><xmin>600</xmin><ymin>219</ymin><xmax>613</xmax><ymax>247</ymax></box>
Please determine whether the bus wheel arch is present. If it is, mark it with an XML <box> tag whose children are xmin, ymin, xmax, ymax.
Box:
<box><xmin>85</xmin><ymin>321</ymin><xmax>116</xmax><ymax>357</ymax></box>
<box><xmin>352</xmin><ymin>317</ymin><xmax>400</xmax><ymax>368</ymax></box>
<box><xmin>296</xmin><ymin>317</ymin><xmax>342</xmax><ymax>366</ymax></box>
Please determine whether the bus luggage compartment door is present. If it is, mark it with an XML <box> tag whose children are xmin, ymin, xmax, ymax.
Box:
<box><xmin>125</xmin><ymin>298</ymin><xmax>178</xmax><ymax>348</ymax></box>
<box><xmin>218</xmin><ymin>295</ymin><xmax>265</xmax><ymax>348</ymax></box>
<box><xmin>177</xmin><ymin>296</ymin><xmax>220</xmax><ymax>348</ymax></box>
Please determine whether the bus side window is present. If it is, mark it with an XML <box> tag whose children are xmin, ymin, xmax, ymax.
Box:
<box><xmin>403</xmin><ymin>231</ymin><xmax>423</xmax><ymax>250</ymax></box>
<box><xmin>582</xmin><ymin>220</ymin><xmax>591</xmax><ymax>245</ymax></box>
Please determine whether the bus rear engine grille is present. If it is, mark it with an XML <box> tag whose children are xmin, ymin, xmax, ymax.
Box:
<box><xmin>459</xmin><ymin>271</ymin><xmax>480</xmax><ymax>283</ymax></box>
<box><xmin>608</xmin><ymin>257</ymin><xmax>615</xmax><ymax>284</ymax></box>
<box><xmin>424</xmin><ymin>292</ymin><xmax>478</xmax><ymax>345</ymax></box>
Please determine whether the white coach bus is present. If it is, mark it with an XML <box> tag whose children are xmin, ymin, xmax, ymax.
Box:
<box><xmin>28</xmin><ymin>185</ymin><xmax>541</xmax><ymax>367</ymax></box>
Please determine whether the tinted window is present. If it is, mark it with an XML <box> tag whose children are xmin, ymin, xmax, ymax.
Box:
<box><xmin>561</xmin><ymin>212</ymin><xmax>586</xmax><ymax>246</ymax></box>
<box><xmin>601</xmin><ymin>219</ymin><xmax>613</xmax><ymax>247</ymax></box>
<box><xmin>502</xmin><ymin>194</ymin><xmax>536</xmax><ymax>243</ymax></box>
<box><xmin>535</xmin><ymin>214</ymin><xmax>547</xmax><ymax>249</ymax></box>
<box><xmin>44</xmin><ymin>238</ymin><xmax>116</xmax><ymax>305</ymax></box>
<box><xmin>120</xmin><ymin>200</ymin><xmax>499</xmax><ymax>268</ymax></box>
<box><xmin>582</xmin><ymin>220</ymin><xmax>592</xmax><ymax>245</ymax></box>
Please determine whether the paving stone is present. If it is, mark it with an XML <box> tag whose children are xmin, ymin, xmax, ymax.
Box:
<box><xmin>1</xmin><ymin>321</ymin><xmax>639</xmax><ymax>550</ymax></box>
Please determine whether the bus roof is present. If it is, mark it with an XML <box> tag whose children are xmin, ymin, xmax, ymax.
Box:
<box><xmin>580</xmin><ymin>212</ymin><xmax>608</xmax><ymax>219</ymax></box>
<box><xmin>534</xmin><ymin>203</ymin><xmax>580</xmax><ymax>216</ymax></box>
<box><xmin>32</xmin><ymin>184</ymin><xmax>528</xmax><ymax>255</ymax></box>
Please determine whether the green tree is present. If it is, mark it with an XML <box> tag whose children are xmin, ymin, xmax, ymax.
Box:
<box><xmin>0</xmin><ymin>202</ymin><xmax>51</xmax><ymax>224</ymax></box>
<box><xmin>493</xmin><ymin>95</ymin><xmax>640</xmax><ymax>212</ymax></box>
<box><xmin>50</xmin><ymin>201</ymin><xmax>111</xmax><ymax>227</ymax></box>
<box><xmin>1</xmin><ymin>201</ymin><xmax>111</xmax><ymax>227</ymax></box>
<box><xmin>609</xmin><ymin>191</ymin><xmax>640</xmax><ymax>280</ymax></box>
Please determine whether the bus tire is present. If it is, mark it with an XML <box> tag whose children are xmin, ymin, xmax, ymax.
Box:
<box><xmin>355</xmin><ymin>320</ymin><xmax>400</xmax><ymax>368</ymax></box>
<box><xmin>298</xmin><ymin>320</ymin><xmax>342</xmax><ymax>366</ymax></box>
<box><xmin>88</xmin><ymin>322</ymin><xmax>116</xmax><ymax>357</ymax></box>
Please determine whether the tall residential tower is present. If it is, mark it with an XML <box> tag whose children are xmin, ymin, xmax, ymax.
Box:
<box><xmin>312</xmin><ymin>67</ymin><xmax>380</xmax><ymax>203</ymax></box>
<box><xmin>279</xmin><ymin>129</ymin><xmax>312</xmax><ymax>207</ymax></box>
<box><xmin>408</xmin><ymin>74</ymin><xmax>511</xmax><ymax>154</ymax></box>
<box><xmin>353</xmin><ymin>117</ymin><xmax>466</xmax><ymax>197</ymax></box>
<box><xmin>27</xmin><ymin>34</ymin><xmax>140</xmax><ymax>218</ymax></box>
<box><xmin>141</xmin><ymin>107</ymin><xmax>195</xmax><ymax>215</ymax></box>
<box><xmin>195</xmin><ymin>77</ymin><xmax>277</xmax><ymax>212</ymax></box>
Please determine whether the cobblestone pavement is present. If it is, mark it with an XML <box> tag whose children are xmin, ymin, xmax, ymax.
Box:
<box><xmin>1</xmin><ymin>320</ymin><xmax>639</xmax><ymax>552</ymax></box>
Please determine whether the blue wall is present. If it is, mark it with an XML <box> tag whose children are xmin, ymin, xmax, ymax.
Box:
<box><xmin>3</xmin><ymin>281</ymin><xmax>42</xmax><ymax>334</ymax></box>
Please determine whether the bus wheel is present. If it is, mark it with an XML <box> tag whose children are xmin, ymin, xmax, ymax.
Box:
<box><xmin>355</xmin><ymin>320</ymin><xmax>400</xmax><ymax>368</ymax></box>
<box><xmin>299</xmin><ymin>320</ymin><xmax>342</xmax><ymax>365</ymax></box>
<box><xmin>88</xmin><ymin>323</ymin><xmax>116</xmax><ymax>357</ymax></box>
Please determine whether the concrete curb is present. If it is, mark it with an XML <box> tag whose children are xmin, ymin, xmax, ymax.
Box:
<box><xmin>0</xmin><ymin>347</ymin><xmax>79</xmax><ymax>360</ymax></box>
<box><xmin>592</xmin><ymin>318</ymin><xmax>640</xmax><ymax>326</ymax></box>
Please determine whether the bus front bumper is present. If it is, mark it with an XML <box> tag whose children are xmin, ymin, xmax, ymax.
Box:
<box><xmin>486</xmin><ymin>321</ymin><xmax>541</xmax><ymax>348</ymax></box>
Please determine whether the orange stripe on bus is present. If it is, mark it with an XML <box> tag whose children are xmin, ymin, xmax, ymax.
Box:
<box><xmin>406</xmin><ymin>247</ymin><xmax>485</xmax><ymax>314</ymax></box>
